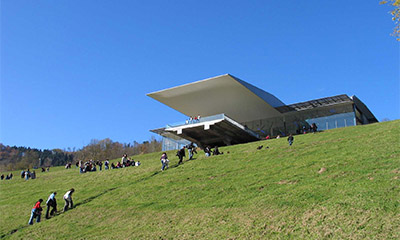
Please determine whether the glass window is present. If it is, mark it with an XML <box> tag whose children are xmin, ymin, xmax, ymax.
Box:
<box><xmin>306</xmin><ymin>112</ymin><xmax>356</xmax><ymax>130</ymax></box>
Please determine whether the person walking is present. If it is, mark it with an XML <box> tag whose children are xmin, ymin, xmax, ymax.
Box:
<box><xmin>176</xmin><ymin>146</ymin><xmax>186</xmax><ymax>165</ymax></box>
<box><xmin>160</xmin><ymin>152</ymin><xmax>169</xmax><ymax>171</ymax></box>
<box><xmin>288</xmin><ymin>134</ymin><xmax>294</xmax><ymax>146</ymax></box>
<box><xmin>187</xmin><ymin>143</ymin><xmax>195</xmax><ymax>160</ymax></box>
<box><xmin>28</xmin><ymin>199</ymin><xmax>43</xmax><ymax>225</ymax></box>
<box><xmin>63</xmin><ymin>188</ymin><xmax>75</xmax><ymax>212</ymax></box>
<box><xmin>45</xmin><ymin>192</ymin><xmax>57</xmax><ymax>219</ymax></box>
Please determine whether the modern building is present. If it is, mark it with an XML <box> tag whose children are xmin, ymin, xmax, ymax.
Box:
<box><xmin>147</xmin><ymin>74</ymin><xmax>378</xmax><ymax>151</ymax></box>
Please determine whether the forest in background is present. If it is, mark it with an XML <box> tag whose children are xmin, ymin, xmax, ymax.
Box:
<box><xmin>0</xmin><ymin>137</ymin><xmax>162</xmax><ymax>171</ymax></box>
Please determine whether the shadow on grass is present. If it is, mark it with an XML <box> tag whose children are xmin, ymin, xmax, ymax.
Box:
<box><xmin>2</xmin><ymin>187</ymin><xmax>118</xmax><ymax>239</ymax></box>
<box><xmin>168</xmin><ymin>157</ymin><xmax>197</xmax><ymax>170</ymax></box>
<box><xmin>1</xmin><ymin>225</ymin><xmax>29</xmax><ymax>239</ymax></box>
<box><xmin>74</xmin><ymin>187</ymin><xmax>117</xmax><ymax>208</ymax></box>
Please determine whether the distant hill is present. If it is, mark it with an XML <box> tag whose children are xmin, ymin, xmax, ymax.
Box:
<box><xmin>0</xmin><ymin>120</ymin><xmax>399</xmax><ymax>239</ymax></box>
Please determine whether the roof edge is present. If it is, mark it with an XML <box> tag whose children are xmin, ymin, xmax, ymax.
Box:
<box><xmin>146</xmin><ymin>73</ymin><xmax>230</xmax><ymax>96</ymax></box>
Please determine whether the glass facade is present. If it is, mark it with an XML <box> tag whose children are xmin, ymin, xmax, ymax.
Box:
<box><xmin>162</xmin><ymin>137</ymin><xmax>191</xmax><ymax>151</ymax></box>
<box><xmin>242</xmin><ymin>102</ymin><xmax>356</xmax><ymax>137</ymax></box>
<box><xmin>305</xmin><ymin>112</ymin><xmax>356</xmax><ymax>131</ymax></box>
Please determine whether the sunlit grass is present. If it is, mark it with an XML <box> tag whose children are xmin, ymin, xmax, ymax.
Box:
<box><xmin>1</xmin><ymin>120</ymin><xmax>399</xmax><ymax>239</ymax></box>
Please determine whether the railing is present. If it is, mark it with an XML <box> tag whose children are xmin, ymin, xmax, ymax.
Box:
<box><xmin>166</xmin><ymin>114</ymin><xmax>225</xmax><ymax>129</ymax></box>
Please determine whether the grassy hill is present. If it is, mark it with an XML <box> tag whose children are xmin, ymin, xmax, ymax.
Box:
<box><xmin>1</xmin><ymin>120</ymin><xmax>399</xmax><ymax>239</ymax></box>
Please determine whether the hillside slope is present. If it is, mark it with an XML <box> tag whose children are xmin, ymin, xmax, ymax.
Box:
<box><xmin>1</xmin><ymin>120</ymin><xmax>399</xmax><ymax>239</ymax></box>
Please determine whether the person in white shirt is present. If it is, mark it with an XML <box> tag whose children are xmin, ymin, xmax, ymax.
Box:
<box><xmin>45</xmin><ymin>192</ymin><xmax>57</xmax><ymax>219</ymax></box>
<box><xmin>63</xmin><ymin>188</ymin><xmax>75</xmax><ymax>212</ymax></box>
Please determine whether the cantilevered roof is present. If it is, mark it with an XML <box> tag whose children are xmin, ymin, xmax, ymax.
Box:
<box><xmin>147</xmin><ymin>74</ymin><xmax>285</xmax><ymax>123</ymax></box>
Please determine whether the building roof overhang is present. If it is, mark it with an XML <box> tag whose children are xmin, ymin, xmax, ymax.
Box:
<box><xmin>147</xmin><ymin>74</ymin><xmax>285</xmax><ymax>123</ymax></box>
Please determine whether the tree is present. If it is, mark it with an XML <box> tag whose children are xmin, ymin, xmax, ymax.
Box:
<box><xmin>381</xmin><ymin>0</ymin><xmax>400</xmax><ymax>41</ymax></box>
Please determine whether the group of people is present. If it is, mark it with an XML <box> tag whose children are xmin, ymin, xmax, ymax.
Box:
<box><xmin>1</xmin><ymin>173</ymin><xmax>13</xmax><ymax>180</ymax></box>
<box><xmin>21</xmin><ymin>169</ymin><xmax>36</xmax><ymax>180</ymax></box>
<box><xmin>65</xmin><ymin>163</ymin><xmax>72</xmax><ymax>169</ymax></box>
<box><xmin>185</xmin><ymin>115</ymin><xmax>201</xmax><ymax>124</ymax></box>
<box><xmin>1</xmin><ymin>167</ymin><xmax>50</xmax><ymax>181</ymax></box>
<box><xmin>120</xmin><ymin>154</ymin><xmax>140</xmax><ymax>167</ymax></box>
<box><xmin>77</xmin><ymin>154</ymin><xmax>141</xmax><ymax>173</ymax></box>
<box><xmin>160</xmin><ymin>143</ymin><xmax>228</xmax><ymax>171</ymax></box>
<box><xmin>204</xmin><ymin>146</ymin><xmax>223</xmax><ymax>157</ymax></box>
<box><xmin>28</xmin><ymin>188</ymin><xmax>75</xmax><ymax>225</ymax></box>
<box><xmin>299</xmin><ymin>123</ymin><xmax>318</xmax><ymax>134</ymax></box>
<box><xmin>175</xmin><ymin>143</ymin><xmax>198</xmax><ymax>165</ymax></box>
<box><xmin>78</xmin><ymin>159</ymin><xmax>103</xmax><ymax>173</ymax></box>
<box><xmin>160</xmin><ymin>143</ymin><xmax>199</xmax><ymax>171</ymax></box>
<box><xmin>110</xmin><ymin>154</ymin><xmax>141</xmax><ymax>169</ymax></box>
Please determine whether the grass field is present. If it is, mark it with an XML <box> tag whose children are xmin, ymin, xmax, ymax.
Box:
<box><xmin>1</xmin><ymin>120</ymin><xmax>399</xmax><ymax>239</ymax></box>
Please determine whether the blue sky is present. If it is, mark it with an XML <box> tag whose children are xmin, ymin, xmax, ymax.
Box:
<box><xmin>1</xmin><ymin>0</ymin><xmax>399</xmax><ymax>150</ymax></box>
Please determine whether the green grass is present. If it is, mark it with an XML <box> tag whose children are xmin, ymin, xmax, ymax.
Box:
<box><xmin>1</xmin><ymin>120</ymin><xmax>399</xmax><ymax>239</ymax></box>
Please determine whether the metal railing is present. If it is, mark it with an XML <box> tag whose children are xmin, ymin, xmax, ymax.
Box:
<box><xmin>166</xmin><ymin>114</ymin><xmax>225</xmax><ymax>129</ymax></box>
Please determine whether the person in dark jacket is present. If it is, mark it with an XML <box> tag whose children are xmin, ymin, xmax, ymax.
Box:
<box><xmin>213</xmin><ymin>146</ymin><xmax>221</xmax><ymax>155</ymax></box>
<box><xmin>45</xmin><ymin>192</ymin><xmax>57</xmax><ymax>219</ymax></box>
<box><xmin>288</xmin><ymin>134</ymin><xmax>294</xmax><ymax>146</ymax></box>
<box><xmin>187</xmin><ymin>143</ymin><xmax>195</xmax><ymax>160</ymax></box>
<box><xmin>176</xmin><ymin>146</ymin><xmax>186</xmax><ymax>165</ymax></box>
<box><xmin>311</xmin><ymin>123</ymin><xmax>318</xmax><ymax>133</ymax></box>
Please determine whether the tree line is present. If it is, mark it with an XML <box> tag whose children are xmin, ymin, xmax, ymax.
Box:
<box><xmin>0</xmin><ymin>137</ymin><xmax>162</xmax><ymax>171</ymax></box>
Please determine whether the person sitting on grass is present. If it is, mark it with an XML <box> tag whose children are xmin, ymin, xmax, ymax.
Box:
<box><xmin>28</xmin><ymin>199</ymin><xmax>43</xmax><ymax>225</ymax></box>
<box><xmin>111</xmin><ymin>162</ymin><xmax>116</xmax><ymax>169</ymax></box>
<box><xmin>213</xmin><ymin>146</ymin><xmax>221</xmax><ymax>155</ymax></box>
<box><xmin>204</xmin><ymin>146</ymin><xmax>211</xmax><ymax>157</ymax></box>
<box><xmin>116</xmin><ymin>162</ymin><xmax>122</xmax><ymax>168</ymax></box>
